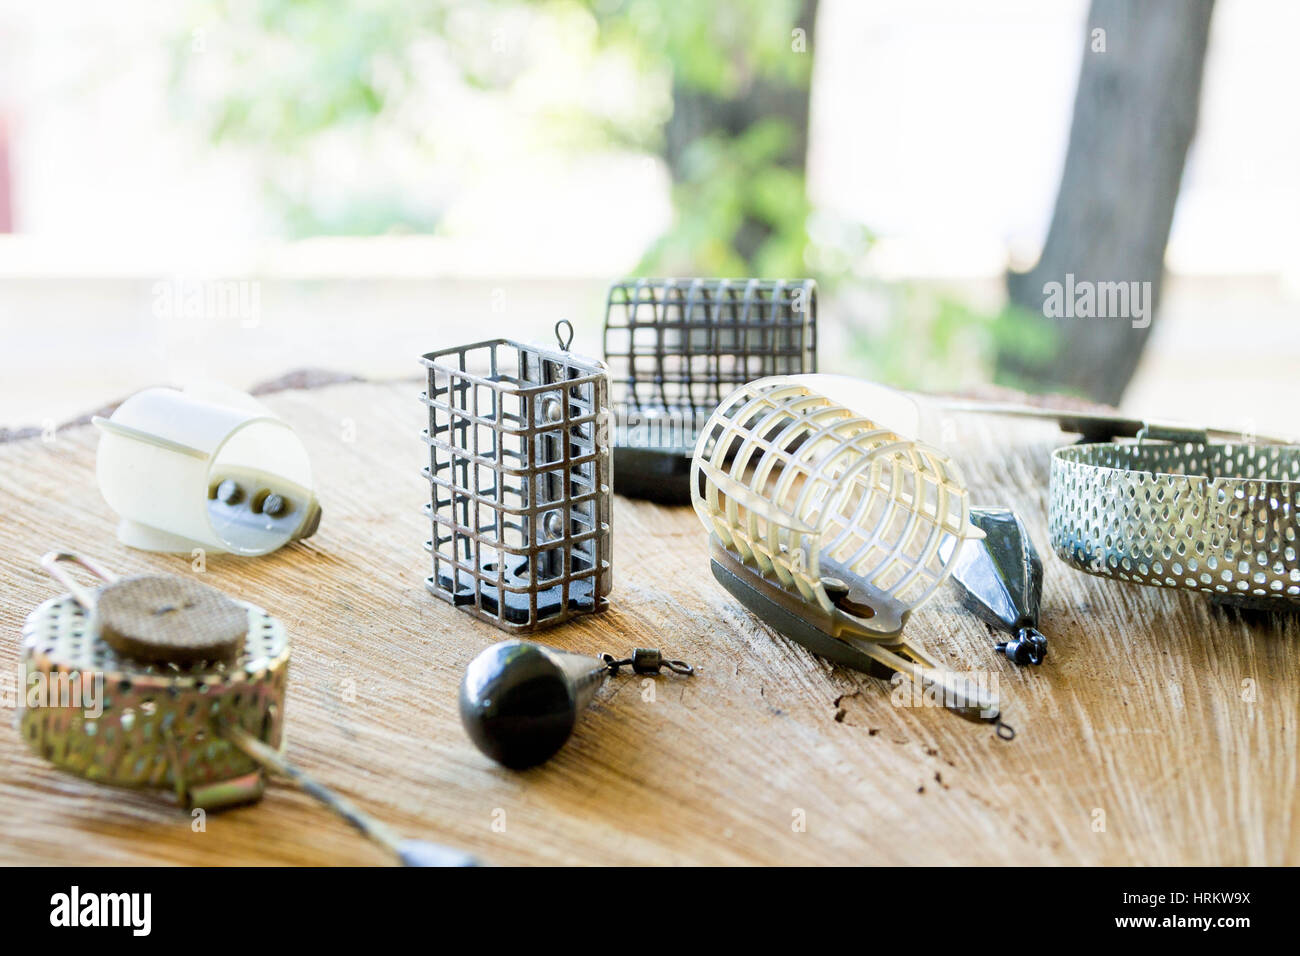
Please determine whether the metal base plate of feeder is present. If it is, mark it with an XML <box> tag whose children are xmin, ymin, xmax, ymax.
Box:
<box><xmin>709</xmin><ymin>557</ymin><xmax>893</xmax><ymax>679</ymax></box>
<box><xmin>429</xmin><ymin>558</ymin><xmax>602</xmax><ymax>626</ymax></box>
<box><xmin>612</xmin><ymin>447</ymin><xmax>693</xmax><ymax>505</ymax></box>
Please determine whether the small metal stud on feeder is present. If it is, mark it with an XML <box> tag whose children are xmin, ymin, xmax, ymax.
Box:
<box><xmin>93</xmin><ymin>386</ymin><xmax>322</xmax><ymax>555</ymax></box>
<box><xmin>603</xmin><ymin>278</ymin><xmax>817</xmax><ymax>504</ymax></box>
<box><xmin>421</xmin><ymin>321</ymin><xmax>613</xmax><ymax>632</ymax></box>
<box><xmin>691</xmin><ymin>374</ymin><xmax>1012</xmax><ymax>736</ymax></box>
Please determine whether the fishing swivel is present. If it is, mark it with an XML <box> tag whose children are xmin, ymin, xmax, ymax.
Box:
<box><xmin>995</xmin><ymin>628</ymin><xmax>1048</xmax><ymax>667</ymax></box>
<box><xmin>600</xmin><ymin>647</ymin><xmax>694</xmax><ymax>677</ymax></box>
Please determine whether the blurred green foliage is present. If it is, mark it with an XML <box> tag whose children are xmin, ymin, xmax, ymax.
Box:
<box><xmin>640</xmin><ymin>119</ymin><xmax>812</xmax><ymax>277</ymax></box>
<box><xmin>585</xmin><ymin>0</ymin><xmax>820</xmax><ymax>276</ymax></box>
<box><xmin>845</xmin><ymin>291</ymin><xmax>1059</xmax><ymax>392</ymax></box>
<box><xmin>169</xmin><ymin>0</ymin><xmax>453</xmax><ymax>235</ymax></box>
<box><xmin>590</xmin><ymin>0</ymin><xmax>812</xmax><ymax>96</ymax></box>
<box><xmin>170</xmin><ymin>0</ymin><xmax>827</xmax><ymax>274</ymax></box>
<box><xmin>168</xmin><ymin>0</ymin><xmax>1031</xmax><ymax>392</ymax></box>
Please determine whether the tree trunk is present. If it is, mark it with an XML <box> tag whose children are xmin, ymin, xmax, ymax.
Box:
<box><xmin>1002</xmin><ymin>0</ymin><xmax>1215</xmax><ymax>405</ymax></box>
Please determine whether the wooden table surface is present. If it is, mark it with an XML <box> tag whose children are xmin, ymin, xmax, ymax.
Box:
<box><xmin>0</xmin><ymin>379</ymin><xmax>1295</xmax><ymax>865</ymax></box>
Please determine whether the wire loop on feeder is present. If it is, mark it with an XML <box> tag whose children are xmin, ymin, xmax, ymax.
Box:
<box><xmin>555</xmin><ymin>319</ymin><xmax>574</xmax><ymax>352</ymax></box>
<box><xmin>40</xmin><ymin>550</ymin><xmax>117</xmax><ymax>609</ymax></box>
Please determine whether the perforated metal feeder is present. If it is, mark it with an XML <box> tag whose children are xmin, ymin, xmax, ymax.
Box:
<box><xmin>420</xmin><ymin>321</ymin><xmax>613</xmax><ymax>632</ymax></box>
<box><xmin>1050</xmin><ymin>432</ymin><xmax>1300</xmax><ymax>610</ymax></box>
<box><xmin>604</xmin><ymin>278</ymin><xmax>817</xmax><ymax>504</ymax></box>
<box><xmin>691</xmin><ymin>374</ymin><xmax>1012</xmax><ymax>736</ymax></box>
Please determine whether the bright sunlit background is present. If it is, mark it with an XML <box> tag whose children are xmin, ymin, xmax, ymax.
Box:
<box><xmin>1</xmin><ymin>0</ymin><xmax>1296</xmax><ymax>433</ymax></box>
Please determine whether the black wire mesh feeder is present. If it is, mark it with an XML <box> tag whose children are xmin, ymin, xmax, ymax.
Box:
<box><xmin>603</xmin><ymin>278</ymin><xmax>817</xmax><ymax>504</ymax></box>
<box><xmin>420</xmin><ymin>321</ymin><xmax>613</xmax><ymax>633</ymax></box>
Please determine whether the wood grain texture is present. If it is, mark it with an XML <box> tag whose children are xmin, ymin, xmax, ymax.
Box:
<box><xmin>0</xmin><ymin>380</ymin><xmax>1294</xmax><ymax>865</ymax></box>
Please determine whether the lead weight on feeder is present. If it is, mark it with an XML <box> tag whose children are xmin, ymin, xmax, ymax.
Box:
<box><xmin>539</xmin><ymin>396</ymin><xmax>563</xmax><ymax>424</ymax></box>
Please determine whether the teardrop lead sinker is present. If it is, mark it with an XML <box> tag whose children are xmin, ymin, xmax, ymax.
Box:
<box><xmin>459</xmin><ymin>641</ymin><xmax>609</xmax><ymax>769</ymax></box>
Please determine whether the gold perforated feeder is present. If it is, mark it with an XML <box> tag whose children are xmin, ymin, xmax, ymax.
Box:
<box><xmin>18</xmin><ymin>552</ymin><xmax>477</xmax><ymax>865</ymax></box>
<box><xmin>20</xmin><ymin>553</ymin><xmax>286</xmax><ymax>809</ymax></box>
<box><xmin>691</xmin><ymin>375</ymin><xmax>1011</xmax><ymax>735</ymax></box>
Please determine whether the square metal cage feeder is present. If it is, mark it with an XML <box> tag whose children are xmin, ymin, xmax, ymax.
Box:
<box><xmin>420</xmin><ymin>327</ymin><xmax>613</xmax><ymax>632</ymax></box>
<box><xmin>603</xmin><ymin>277</ymin><xmax>817</xmax><ymax>503</ymax></box>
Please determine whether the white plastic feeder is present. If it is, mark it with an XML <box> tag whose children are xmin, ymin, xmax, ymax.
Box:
<box><xmin>94</xmin><ymin>387</ymin><xmax>321</xmax><ymax>556</ymax></box>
